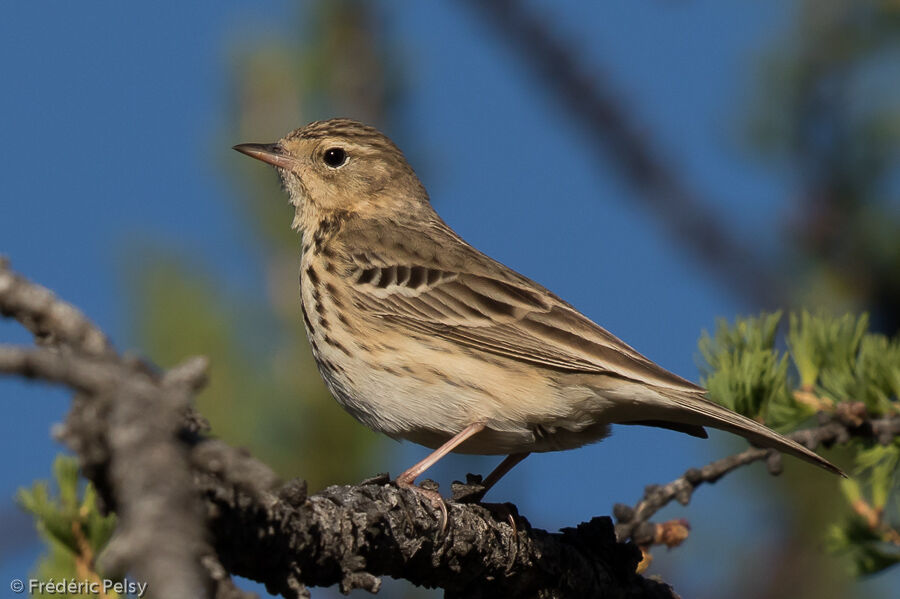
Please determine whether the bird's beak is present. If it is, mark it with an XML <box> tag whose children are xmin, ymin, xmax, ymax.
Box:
<box><xmin>232</xmin><ymin>143</ymin><xmax>295</xmax><ymax>169</ymax></box>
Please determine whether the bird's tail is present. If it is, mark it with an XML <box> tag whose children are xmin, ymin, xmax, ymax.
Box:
<box><xmin>601</xmin><ymin>382</ymin><xmax>845</xmax><ymax>477</ymax></box>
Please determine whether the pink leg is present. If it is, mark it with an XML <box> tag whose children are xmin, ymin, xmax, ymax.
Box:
<box><xmin>396</xmin><ymin>422</ymin><xmax>487</xmax><ymax>531</ymax></box>
<box><xmin>480</xmin><ymin>452</ymin><xmax>530</xmax><ymax>496</ymax></box>
<box><xmin>396</xmin><ymin>422</ymin><xmax>486</xmax><ymax>485</ymax></box>
<box><xmin>464</xmin><ymin>453</ymin><xmax>531</xmax><ymax>537</ymax></box>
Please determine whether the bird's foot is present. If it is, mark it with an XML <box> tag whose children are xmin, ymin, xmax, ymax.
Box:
<box><xmin>395</xmin><ymin>476</ymin><xmax>449</xmax><ymax>533</ymax></box>
<box><xmin>451</xmin><ymin>475</ymin><xmax>520</xmax><ymax>536</ymax></box>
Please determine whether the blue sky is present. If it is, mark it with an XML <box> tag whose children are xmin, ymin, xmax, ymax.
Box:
<box><xmin>0</xmin><ymin>2</ymin><xmax>894</xmax><ymax>597</ymax></box>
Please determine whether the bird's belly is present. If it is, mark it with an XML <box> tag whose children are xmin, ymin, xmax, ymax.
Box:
<box><xmin>311</xmin><ymin>330</ymin><xmax>611</xmax><ymax>455</ymax></box>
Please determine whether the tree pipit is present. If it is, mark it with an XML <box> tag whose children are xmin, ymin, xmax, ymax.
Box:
<box><xmin>234</xmin><ymin>119</ymin><xmax>843</xmax><ymax>511</ymax></box>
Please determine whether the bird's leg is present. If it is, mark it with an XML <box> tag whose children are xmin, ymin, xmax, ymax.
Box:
<box><xmin>455</xmin><ymin>452</ymin><xmax>531</xmax><ymax>504</ymax></box>
<box><xmin>396</xmin><ymin>422</ymin><xmax>486</xmax><ymax>530</ymax></box>
<box><xmin>456</xmin><ymin>452</ymin><xmax>530</xmax><ymax>540</ymax></box>
<box><xmin>396</xmin><ymin>421</ymin><xmax>486</xmax><ymax>485</ymax></box>
<box><xmin>476</xmin><ymin>452</ymin><xmax>531</xmax><ymax>500</ymax></box>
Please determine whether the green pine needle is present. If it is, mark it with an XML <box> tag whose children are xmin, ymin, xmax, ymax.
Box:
<box><xmin>17</xmin><ymin>455</ymin><xmax>117</xmax><ymax>592</ymax></box>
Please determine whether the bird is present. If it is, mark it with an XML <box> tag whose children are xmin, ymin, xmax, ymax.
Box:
<box><xmin>233</xmin><ymin>118</ymin><xmax>843</xmax><ymax>505</ymax></box>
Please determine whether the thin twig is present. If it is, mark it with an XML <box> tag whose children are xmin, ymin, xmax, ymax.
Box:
<box><xmin>614</xmin><ymin>406</ymin><xmax>900</xmax><ymax>545</ymax></box>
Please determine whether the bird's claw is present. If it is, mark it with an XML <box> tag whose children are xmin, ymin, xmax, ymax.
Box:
<box><xmin>396</xmin><ymin>478</ymin><xmax>449</xmax><ymax>534</ymax></box>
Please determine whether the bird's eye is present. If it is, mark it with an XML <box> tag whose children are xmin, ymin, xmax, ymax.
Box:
<box><xmin>322</xmin><ymin>147</ymin><xmax>348</xmax><ymax>168</ymax></box>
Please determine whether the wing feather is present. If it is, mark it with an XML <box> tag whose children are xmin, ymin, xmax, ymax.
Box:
<box><xmin>345</xmin><ymin>226</ymin><xmax>701</xmax><ymax>392</ymax></box>
<box><xmin>333</xmin><ymin>219</ymin><xmax>844</xmax><ymax>476</ymax></box>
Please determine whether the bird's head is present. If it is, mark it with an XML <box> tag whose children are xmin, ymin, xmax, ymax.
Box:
<box><xmin>234</xmin><ymin>118</ymin><xmax>429</xmax><ymax>232</ymax></box>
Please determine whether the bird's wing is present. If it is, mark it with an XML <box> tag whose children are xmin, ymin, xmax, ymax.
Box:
<box><xmin>341</xmin><ymin>220</ymin><xmax>846</xmax><ymax>477</ymax></box>
<box><xmin>344</xmin><ymin>221</ymin><xmax>702</xmax><ymax>393</ymax></box>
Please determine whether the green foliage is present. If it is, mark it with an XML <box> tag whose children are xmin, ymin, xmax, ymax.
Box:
<box><xmin>827</xmin><ymin>513</ymin><xmax>900</xmax><ymax>576</ymax></box>
<box><xmin>829</xmin><ymin>445</ymin><xmax>900</xmax><ymax>576</ymax></box>
<box><xmin>17</xmin><ymin>456</ymin><xmax>117</xmax><ymax>596</ymax></box>
<box><xmin>700</xmin><ymin>310</ymin><xmax>900</xmax><ymax>432</ymax></box>
<box><xmin>786</xmin><ymin>311</ymin><xmax>900</xmax><ymax>417</ymax></box>
<box><xmin>853</xmin><ymin>444</ymin><xmax>900</xmax><ymax>511</ymax></box>
<box><xmin>836</xmin><ymin>333</ymin><xmax>900</xmax><ymax>417</ymax></box>
<box><xmin>701</xmin><ymin>311</ymin><xmax>900</xmax><ymax>576</ymax></box>
<box><xmin>787</xmin><ymin>311</ymin><xmax>868</xmax><ymax>390</ymax></box>
<box><xmin>698</xmin><ymin>311</ymin><xmax>797</xmax><ymax>427</ymax></box>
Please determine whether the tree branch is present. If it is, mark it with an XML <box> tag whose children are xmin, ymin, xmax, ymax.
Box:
<box><xmin>0</xmin><ymin>343</ymin><xmax>228</xmax><ymax>598</ymax></box>
<box><xmin>197</xmin><ymin>466</ymin><xmax>673</xmax><ymax>598</ymax></box>
<box><xmin>614</xmin><ymin>405</ymin><xmax>900</xmax><ymax>548</ymax></box>
<box><xmin>0</xmin><ymin>256</ymin><xmax>113</xmax><ymax>356</ymax></box>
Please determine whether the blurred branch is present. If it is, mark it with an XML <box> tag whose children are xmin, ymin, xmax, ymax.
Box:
<box><xmin>1</xmin><ymin>259</ymin><xmax>676</xmax><ymax>598</ymax></box>
<box><xmin>459</xmin><ymin>0</ymin><xmax>788</xmax><ymax>307</ymax></box>
<box><xmin>614</xmin><ymin>403</ymin><xmax>900</xmax><ymax>549</ymax></box>
<box><xmin>0</xmin><ymin>256</ymin><xmax>113</xmax><ymax>357</ymax></box>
